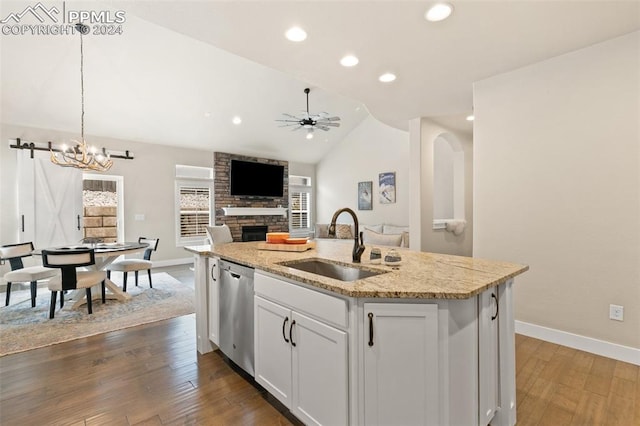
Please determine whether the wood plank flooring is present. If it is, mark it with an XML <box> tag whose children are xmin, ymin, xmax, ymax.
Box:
<box><xmin>0</xmin><ymin>315</ymin><xmax>637</xmax><ymax>425</ymax></box>
<box><xmin>515</xmin><ymin>334</ymin><xmax>639</xmax><ymax>426</ymax></box>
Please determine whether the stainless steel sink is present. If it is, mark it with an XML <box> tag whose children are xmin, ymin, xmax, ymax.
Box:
<box><xmin>279</xmin><ymin>258</ymin><xmax>388</xmax><ymax>282</ymax></box>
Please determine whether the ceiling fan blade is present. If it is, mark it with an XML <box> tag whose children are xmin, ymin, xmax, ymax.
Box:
<box><xmin>316</xmin><ymin>121</ymin><xmax>340</xmax><ymax>127</ymax></box>
<box><xmin>316</xmin><ymin>125</ymin><xmax>331</xmax><ymax>131</ymax></box>
<box><xmin>279</xmin><ymin>123</ymin><xmax>301</xmax><ymax>127</ymax></box>
<box><xmin>283</xmin><ymin>113</ymin><xmax>302</xmax><ymax>119</ymax></box>
<box><xmin>323</xmin><ymin>116</ymin><xmax>341</xmax><ymax>121</ymax></box>
<box><xmin>292</xmin><ymin>126</ymin><xmax>303</xmax><ymax>131</ymax></box>
<box><xmin>275</xmin><ymin>119</ymin><xmax>302</xmax><ymax>123</ymax></box>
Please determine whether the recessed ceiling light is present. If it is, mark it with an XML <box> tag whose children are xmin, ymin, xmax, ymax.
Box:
<box><xmin>378</xmin><ymin>73</ymin><xmax>396</xmax><ymax>83</ymax></box>
<box><xmin>204</xmin><ymin>112</ymin><xmax>212</xmax><ymax>118</ymax></box>
<box><xmin>466</xmin><ymin>115</ymin><xmax>475</xmax><ymax>121</ymax></box>
<box><xmin>285</xmin><ymin>26</ymin><xmax>307</xmax><ymax>42</ymax></box>
<box><xmin>232</xmin><ymin>116</ymin><xmax>242</xmax><ymax>125</ymax></box>
<box><xmin>306</xmin><ymin>132</ymin><xmax>314</xmax><ymax>140</ymax></box>
<box><xmin>425</xmin><ymin>3</ymin><xmax>453</xmax><ymax>22</ymax></box>
<box><xmin>340</xmin><ymin>55</ymin><xmax>359</xmax><ymax>67</ymax></box>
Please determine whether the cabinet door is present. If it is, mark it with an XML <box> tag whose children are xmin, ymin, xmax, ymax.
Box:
<box><xmin>478</xmin><ymin>289</ymin><xmax>499</xmax><ymax>425</ymax></box>
<box><xmin>254</xmin><ymin>296</ymin><xmax>292</xmax><ymax>407</ymax></box>
<box><xmin>208</xmin><ymin>257</ymin><xmax>220</xmax><ymax>345</ymax></box>
<box><xmin>493</xmin><ymin>280</ymin><xmax>517</xmax><ymax>426</ymax></box>
<box><xmin>291</xmin><ymin>311</ymin><xmax>348</xmax><ymax>426</ymax></box>
<box><xmin>363</xmin><ymin>303</ymin><xmax>439</xmax><ymax>426</ymax></box>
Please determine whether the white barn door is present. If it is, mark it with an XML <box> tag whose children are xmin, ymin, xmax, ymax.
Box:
<box><xmin>17</xmin><ymin>150</ymin><xmax>83</xmax><ymax>248</ymax></box>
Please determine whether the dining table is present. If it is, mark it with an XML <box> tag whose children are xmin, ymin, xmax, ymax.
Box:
<box><xmin>39</xmin><ymin>241</ymin><xmax>149</xmax><ymax>309</ymax></box>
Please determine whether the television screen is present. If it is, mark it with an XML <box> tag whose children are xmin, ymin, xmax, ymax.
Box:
<box><xmin>230</xmin><ymin>160</ymin><xmax>284</xmax><ymax>198</ymax></box>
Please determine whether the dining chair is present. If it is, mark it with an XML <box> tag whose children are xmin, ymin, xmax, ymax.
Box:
<box><xmin>1</xmin><ymin>242</ymin><xmax>59</xmax><ymax>307</ymax></box>
<box><xmin>106</xmin><ymin>237</ymin><xmax>159</xmax><ymax>292</ymax></box>
<box><xmin>41</xmin><ymin>248</ymin><xmax>106</xmax><ymax>319</ymax></box>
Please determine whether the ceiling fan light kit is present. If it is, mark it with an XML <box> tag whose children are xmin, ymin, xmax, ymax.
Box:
<box><xmin>276</xmin><ymin>88</ymin><xmax>341</xmax><ymax>137</ymax></box>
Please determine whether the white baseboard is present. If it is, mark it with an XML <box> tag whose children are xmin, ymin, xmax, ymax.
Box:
<box><xmin>515</xmin><ymin>320</ymin><xmax>640</xmax><ymax>366</ymax></box>
<box><xmin>152</xmin><ymin>257</ymin><xmax>194</xmax><ymax>268</ymax></box>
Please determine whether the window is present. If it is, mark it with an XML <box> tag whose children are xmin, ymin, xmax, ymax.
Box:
<box><xmin>175</xmin><ymin>165</ymin><xmax>213</xmax><ymax>245</ymax></box>
<box><xmin>289</xmin><ymin>175</ymin><xmax>312</xmax><ymax>236</ymax></box>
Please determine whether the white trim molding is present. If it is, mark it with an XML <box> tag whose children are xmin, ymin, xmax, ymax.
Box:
<box><xmin>516</xmin><ymin>320</ymin><xmax>640</xmax><ymax>366</ymax></box>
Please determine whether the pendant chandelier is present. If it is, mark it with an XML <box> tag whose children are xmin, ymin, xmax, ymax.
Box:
<box><xmin>50</xmin><ymin>23</ymin><xmax>113</xmax><ymax>172</ymax></box>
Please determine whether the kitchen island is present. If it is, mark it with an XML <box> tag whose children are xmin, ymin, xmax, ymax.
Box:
<box><xmin>185</xmin><ymin>240</ymin><xmax>528</xmax><ymax>426</ymax></box>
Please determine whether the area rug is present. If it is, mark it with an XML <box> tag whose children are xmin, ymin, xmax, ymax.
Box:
<box><xmin>0</xmin><ymin>272</ymin><xmax>194</xmax><ymax>356</ymax></box>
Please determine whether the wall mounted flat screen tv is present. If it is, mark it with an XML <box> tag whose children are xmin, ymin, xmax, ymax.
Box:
<box><xmin>230</xmin><ymin>159</ymin><xmax>284</xmax><ymax>198</ymax></box>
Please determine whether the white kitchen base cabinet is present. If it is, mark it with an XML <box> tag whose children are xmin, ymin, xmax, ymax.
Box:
<box><xmin>208</xmin><ymin>257</ymin><xmax>220</xmax><ymax>346</ymax></box>
<box><xmin>363</xmin><ymin>303</ymin><xmax>439</xmax><ymax>426</ymax></box>
<box><xmin>292</xmin><ymin>310</ymin><xmax>348</xmax><ymax>426</ymax></box>
<box><xmin>254</xmin><ymin>296</ymin><xmax>292</xmax><ymax>405</ymax></box>
<box><xmin>478</xmin><ymin>288</ymin><xmax>499</xmax><ymax>425</ymax></box>
<box><xmin>254</xmin><ymin>279</ymin><xmax>349</xmax><ymax>426</ymax></box>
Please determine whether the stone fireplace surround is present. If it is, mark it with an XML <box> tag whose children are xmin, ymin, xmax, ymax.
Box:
<box><xmin>214</xmin><ymin>152</ymin><xmax>289</xmax><ymax>242</ymax></box>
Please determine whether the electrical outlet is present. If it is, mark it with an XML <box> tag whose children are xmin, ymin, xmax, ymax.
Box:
<box><xmin>609</xmin><ymin>304</ymin><xmax>624</xmax><ymax>321</ymax></box>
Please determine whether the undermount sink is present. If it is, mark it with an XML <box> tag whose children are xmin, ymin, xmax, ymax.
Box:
<box><xmin>279</xmin><ymin>258</ymin><xmax>388</xmax><ymax>282</ymax></box>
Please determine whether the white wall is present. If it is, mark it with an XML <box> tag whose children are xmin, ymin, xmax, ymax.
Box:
<box><xmin>316</xmin><ymin>115</ymin><xmax>409</xmax><ymax>227</ymax></box>
<box><xmin>1</xmin><ymin>123</ymin><xmax>213</xmax><ymax>264</ymax></box>
<box><xmin>473</xmin><ymin>32</ymin><xmax>640</xmax><ymax>349</ymax></box>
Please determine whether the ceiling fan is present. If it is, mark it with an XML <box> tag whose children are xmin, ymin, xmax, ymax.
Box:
<box><xmin>276</xmin><ymin>88</ymin><xmax>341</xmax><ymax>139</ymax></box>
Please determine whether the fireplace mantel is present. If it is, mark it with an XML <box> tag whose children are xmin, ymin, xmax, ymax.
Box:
<box><xmin>221</xmin><ymin>207</ymin><xmax>288</xmax><ymax>217</ymax></box>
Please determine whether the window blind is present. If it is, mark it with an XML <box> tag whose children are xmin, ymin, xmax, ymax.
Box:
<box><xmin>179</xmin><ymin>186</ymin><xmax>210</xmax><ymax>238</ymax></box>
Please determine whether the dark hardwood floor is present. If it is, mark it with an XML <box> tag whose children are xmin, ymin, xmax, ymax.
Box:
<box><xmin>1</xmin><ymin>270</ymin><xmax>638</xmax><ymax>425</ymax></box>
<box><xmin>0</xmin><ymin>314</ymin><xmax>299</xmax><ymax>425</ymax></box>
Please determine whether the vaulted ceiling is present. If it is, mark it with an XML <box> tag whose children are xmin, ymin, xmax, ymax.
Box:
<box><xmin>2</xmin><ymin>1</ymin><xmax>638</xmax><ymax>163</ymax></box>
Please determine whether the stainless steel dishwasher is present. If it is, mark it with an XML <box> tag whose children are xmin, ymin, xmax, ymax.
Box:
<box><xmin>218</xmin><ymin>259</ymin><xmax>255</xmax><ymax>377</ymax></box>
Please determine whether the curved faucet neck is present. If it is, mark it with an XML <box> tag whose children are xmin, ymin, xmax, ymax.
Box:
<box><xmin>330</xmin><ymin>207</ymin><xmax>359</xmax><ymax>232</ymax></box>
<box><xmin>329</xmin><ymin>207</ymin><xmax>364</xmax><ymax>263</ymax></box>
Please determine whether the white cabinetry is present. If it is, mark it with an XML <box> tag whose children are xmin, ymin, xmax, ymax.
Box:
<box><xmin>193</xmin><ymin>254</ymin><xmax>214</xmax><ymax>354</ymax></box>
<box><xmin>478</xmin><ymin>288</ymin><xmax>499</xmax><ymax>425</ymax></box>
<box><xmin>363</xmin><ymin>303</ymin><xmax>440</xmax><ymax>426</ymax></box>
<box><xmin>494</xmin><ymin>280</ymin><xmax>517</xmax><ymax>426</ymax></box>
<box><xmin>208</xmin><ymin>257</ymin><xmax>220</xmax><ymax>345</ymax></box>
<box><xmin>254</xmin><ymin>272</ymin><xmax>349</xmax><ymax>426</ymax></box>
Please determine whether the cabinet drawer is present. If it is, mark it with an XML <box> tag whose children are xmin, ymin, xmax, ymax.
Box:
<box><xmin>255</xmin><ymin>271</ymin><xmax>348</xmax><ymax>329</ymax></box>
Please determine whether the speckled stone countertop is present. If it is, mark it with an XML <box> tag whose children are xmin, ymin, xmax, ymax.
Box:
<box><xmin>185</xmin><ymin>240</ymin><xmax>528</xmax><ymax>299</ymax></box>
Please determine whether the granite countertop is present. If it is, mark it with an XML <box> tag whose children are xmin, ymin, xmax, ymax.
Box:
<box><xmin>185</xmin><ymin>240</ymin><xmax>528</xmax><ymax>299</ymax></box>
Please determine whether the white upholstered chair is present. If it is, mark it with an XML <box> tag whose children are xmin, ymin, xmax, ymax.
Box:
<box><xmin>1</xmin><ymin>242</ymin><xmax>59</xmax><ymax>307</ymax></box>
<box><xmin>206</xmin><ymin>224</ymin><xmax>233</xmax><ymax>244</ymax></box>
<box><xmin>41</xmin><ymin>248</ymin><xmax>106</xmax><ymax>319</ymax></box>
<box><xmin>106</xmin><ymin>237</ymin><xmax>159</xmax><ymax>292</ymax></box>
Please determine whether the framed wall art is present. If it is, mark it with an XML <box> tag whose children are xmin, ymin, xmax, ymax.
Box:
<box><xmin>358</xmin><ymin>181</ymin><xmax>373</xmax><ymax>210</ymax></box>
<box><xmin>379</xmin><ymin>172</ymin><xmax>396</xmax><ymax>204</ymax></box>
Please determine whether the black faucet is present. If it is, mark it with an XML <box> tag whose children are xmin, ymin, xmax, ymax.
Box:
<box><xmin>328</xmin><ymin>207</ymin><xmax>365</xmax><ymax>263</ymax></box>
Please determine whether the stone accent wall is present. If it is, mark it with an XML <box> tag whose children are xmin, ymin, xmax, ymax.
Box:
<box><xmin>214</xmin><ymin>152</ymin><xmax>288</xmax><ymax>242</ymax></box>
<box><xmin>84</xmin><ymin>206</ymin><xmax>117</xmax><ymax>243</ymax></box>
